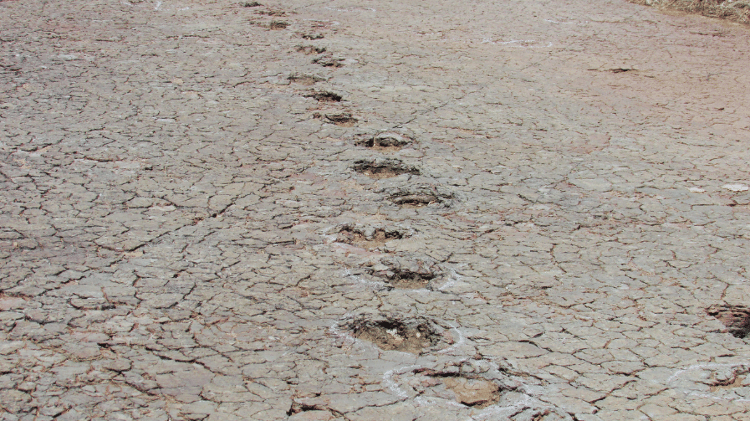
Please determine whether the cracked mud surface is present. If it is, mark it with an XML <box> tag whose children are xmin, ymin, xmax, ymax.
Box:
<box><xmin>2</xmin><ymin>0</ymin><xmax>750</xmax><ymax>420</ymax></box>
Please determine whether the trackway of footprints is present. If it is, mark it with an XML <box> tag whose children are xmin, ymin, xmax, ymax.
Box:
<box><xmin>246</xmin><ymin>2</ymin><xmax>526</xmax><ymax>412</ymax></box>
<box><xmin>244</xmin><ymin>0</ymin><xmax>750</xmax><ymax>414</ymax></box>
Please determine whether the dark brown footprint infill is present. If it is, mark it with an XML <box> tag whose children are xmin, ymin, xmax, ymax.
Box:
<box><xmin>356</xmin><ymin>132</ymin><xmax>413</xmax><ymax>152</ymax></box>
<box><xmin>707</xmin><ymin>305</ymin><xmax>750</xmax><ymax>338</ymax></box>
<box><xmin>352</xmin><ymin>158</ymin><xmax>419</xmax><ymax>179</ymax></box>
<box><xmin>325</xmin><ymin>113</ymin><xmax>357</xmax><ymax>126</ymax></box>
<box><xmin>346</xmin><ymin>316</ymin><xmax>447</xmax><ymax>354</ymax></box>
<box><xmin>336</xmin><ymin>226</ymin><xmax>405</xmax><ymax>249</ymax></box>
<box><xmin>288</xmin><ymin>74</ymin><xmax>325</xmax><ymax>85</ymax></box>
<box><xmin>304</xmin><ymin>91</ymin><xmax>341</xmax><ymax>102</ymax></box>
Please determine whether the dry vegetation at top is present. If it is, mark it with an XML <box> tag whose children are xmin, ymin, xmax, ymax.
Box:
<box><xmin>630</xmin><ymin>0</ymin><xmax>750</xmax><ymax>24</ymax></box>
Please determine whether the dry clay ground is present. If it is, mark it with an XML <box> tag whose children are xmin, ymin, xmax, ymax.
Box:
<box><xmin>2</xmin><ymin>0</ymin><xmax>750</xmax><ymax>420</ymax></box>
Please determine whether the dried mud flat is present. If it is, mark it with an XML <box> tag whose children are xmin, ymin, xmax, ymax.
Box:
<box><xmin>2</xmin><ymin>0</ymin><xmax>750</xmax><ymax>420</ymax></box>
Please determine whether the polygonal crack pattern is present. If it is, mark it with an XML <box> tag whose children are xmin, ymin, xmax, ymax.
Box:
<box><xmin>346</xmin><ymin>316</ymin><xmax>446</xmax><ymax>354</ymax></box>
<box><xmin>356</xmin><ymin>132</ymin><xmax>413</xmax><ymax>151</ymax></box>
<box><xmin>707</xmin><ymin>305</ymin><xmax>750</xmax><ymax>338</ymax></box>
<box><xmin>351</xmin><ymin>158</ymin><xmax>420</xmax><ymax>179</ymax></box>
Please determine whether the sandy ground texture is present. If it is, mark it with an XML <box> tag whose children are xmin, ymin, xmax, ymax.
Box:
<box><xmin>2</xmin><ymin>0</ymin><xmax>750</xmax><ymax>420</ymax></box>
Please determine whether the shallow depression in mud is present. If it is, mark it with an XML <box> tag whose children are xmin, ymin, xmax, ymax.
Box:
<box><xmin>324</xmin><ymin>112</ymin><xmax>357</xmax><ymax>126</ymax></box>
<box><xmin>352</xmin><ymin>158</ymin><xmax>420</xmax><ymax>179</ymax></box>
<box><xmin>313</xmin><ymin>55</ymin><xmax>344</xmax><ymax>67</ymax></box>
<box><xmin>385</xmin><ymin>185</ymin><xmax>455</xmax><ymax>208</ymax></box>
<box><xmin>355</xmin><ymin>132</ymin><xmax>413</xmax><ymax>152</ymax></box>
<box><xmin>707</xmin><ymin>305</ymin><xmax>750</xmax><ymax>338</ymax></box>
<box><xmin>392</xmin><ymin>360</ymin><xmax>529</xmax><ymax>411</ymax></box>
<box><xmin>288</xmin><ymin>74</ymin><xmax>325</xmax><ymax>86</ymax></box>
<box><xmin>336</xmin><ymin>226</ymin><xmax>406</xmax><ymax>249</ymax></box>
<box><xmin>381</xmin><ymin>269</ymin><xmax>435</xmax><ymax>289</ymax></box>
<box><xmin>304</xmin><ymin>90</ymin><xmax>341</xmax><ymax>102</ymax></box>
<box><xmin>428</xmin><ymin>373</ymin><xmax>502</xmax><ymax>408</ymax></box>
<box><xmin>296</xmin><ymin>45</ymin><xmax>327</xmax><ymax>55</ymax></box>
<box><xmin>369</xmin><ymin>265</ymin><xmax>439</xmax><ymax>290</ymax></box>
<box><xmin>348</xmin><ymin>317</ymin><xmax>444</xmax><ymax>354</ymax></box>
<box><xmin>391</xmin><ymin>194</ymin><xmax>439</xmax><ymax>207</ymax></box>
